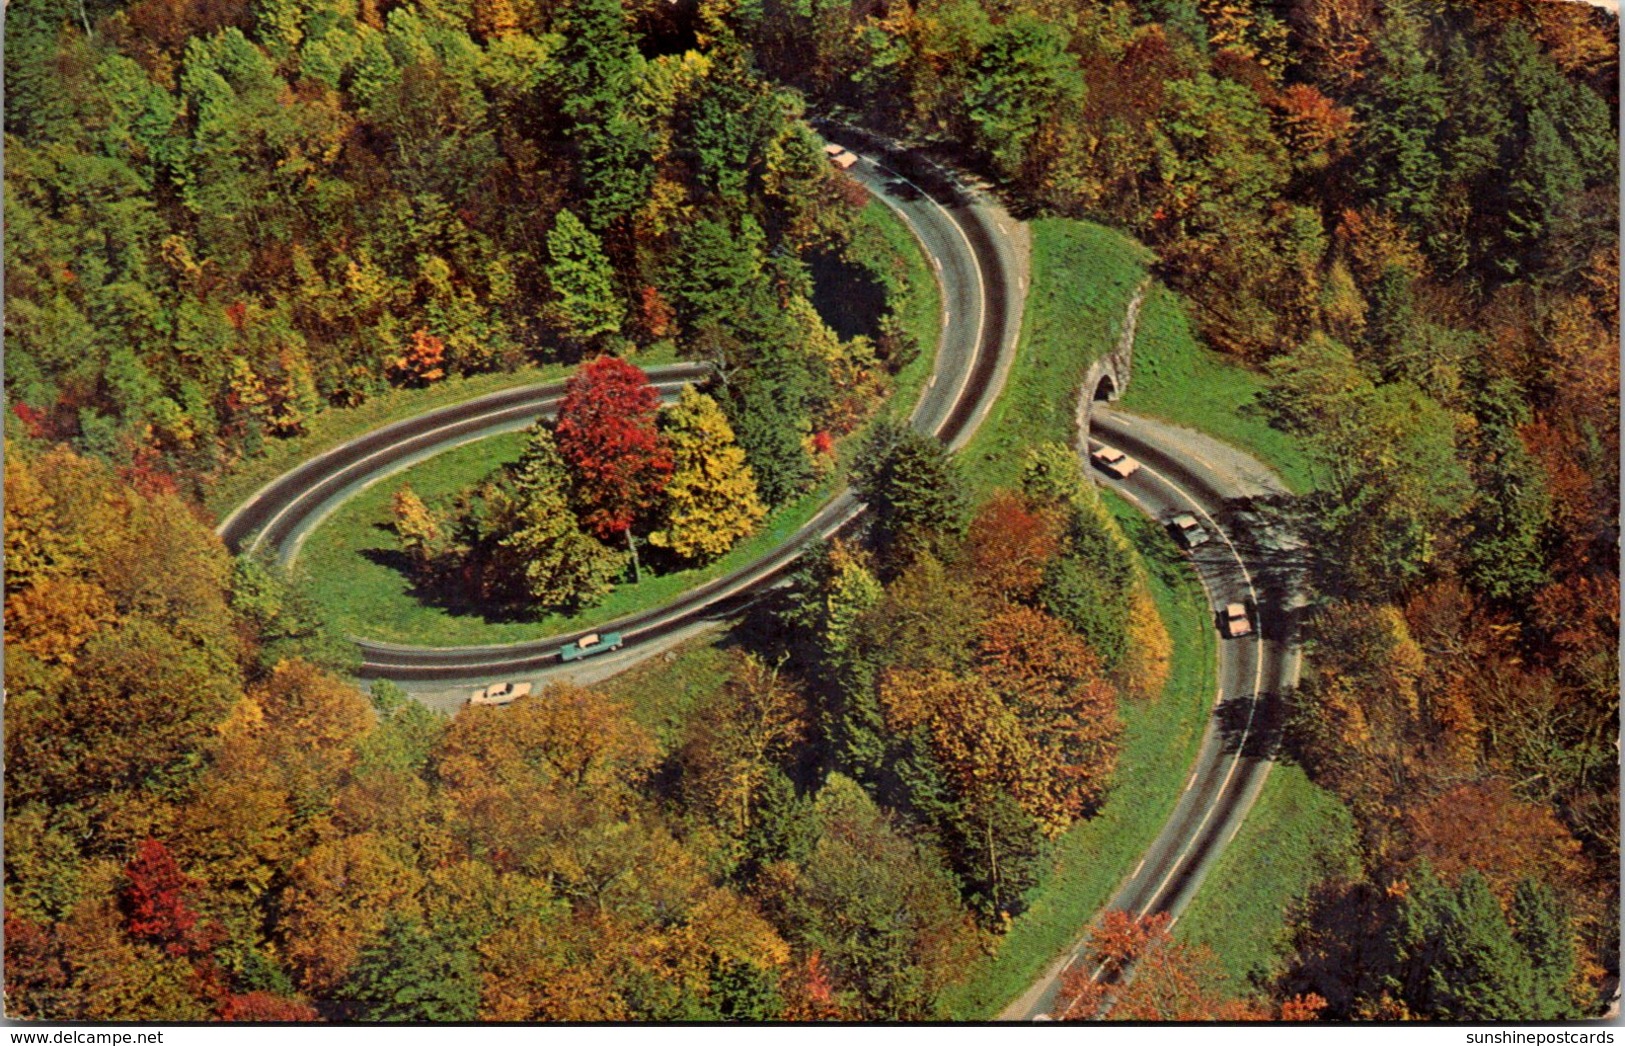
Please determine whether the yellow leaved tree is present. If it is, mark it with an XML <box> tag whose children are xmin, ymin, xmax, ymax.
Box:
<box><xmin>649</xmin><ymin>386</ymin><xmax>766</xmax><ymax>563</ymax></box>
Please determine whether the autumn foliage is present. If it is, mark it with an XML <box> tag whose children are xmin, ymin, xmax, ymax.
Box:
<box><xmin>1052</xmin><ymin>911</ymin><xmax>1327</xmax><ymax>1021</ymax></box>
<box><xmin>554</xmin><ymin>356</ymin><xmax>673</xmax><ymax>540</ymax></box>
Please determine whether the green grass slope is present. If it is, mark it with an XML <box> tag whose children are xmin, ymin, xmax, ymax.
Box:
<box><xmin>1118</xmin><ymin>285</ymin><xmax>1315</xmax><ymax>492</ymax></box>
<box><xmin>960</xmin><ymin>219</ymin><xmax>1152</xmax><ymax>496</ymax></box>
<box><xmin>1173</xmin><ymin>763</ymin><xmax>1358</xmax><ymax>995</ymax></box>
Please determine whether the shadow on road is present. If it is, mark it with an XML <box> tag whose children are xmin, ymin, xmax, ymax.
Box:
<box><xmin>1214</xmin><ymin>690</ymin><xmax>1288</xmax><ymax>759</ymax></box>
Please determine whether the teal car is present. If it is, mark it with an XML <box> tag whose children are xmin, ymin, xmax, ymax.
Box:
<box><xmin>560</xmin><ymin>632</ymin><xmax>624</xmax><ymax>662</ymax></box>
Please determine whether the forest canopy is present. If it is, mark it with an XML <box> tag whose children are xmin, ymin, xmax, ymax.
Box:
<box><xmin>4</xmin><ymin>0</ymin><xmax>1618</xmax><ymax>1023</ymax></box>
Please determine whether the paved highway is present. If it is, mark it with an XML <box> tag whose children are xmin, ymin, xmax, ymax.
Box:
<box><xmin>215</xmin><ymin>137</ymin><xmax>1027</xmax><ymax>684</ymax></box>
<box><xmin>1002</xmin><ymin>406</ymin><xmax>1305</xmax><ymax>1021</ymax></box>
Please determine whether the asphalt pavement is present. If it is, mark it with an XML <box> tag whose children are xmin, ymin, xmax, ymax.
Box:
<box><xmin>1001</xmin><ymin>406</ymin><xmax>1304</xmax><ymax>1021</ymax></box>
<box><xmin>214</xmin><ymin>140</ymin><xmax>1028</xmax><ymax>691</ymax></box>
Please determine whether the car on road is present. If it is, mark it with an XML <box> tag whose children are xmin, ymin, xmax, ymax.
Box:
<box><xmin>559</xmin><ymin>631</ymin><xmax>624</xmax><ymax>662</ymax></box>
<box><xmin>1090</xmin><ymin>444</ymin><xmax>1141</xmax><ymax>480</ymax></box>
<box><xmin>1169</xmin><ymin>512</ymin><xmax>1209</xmax><ymax>549</ymax></box>
<box><xmin>824</xmin><ymin>144</ymin><xmax>858</xmax><ymax>169</ymax></box>
<box><xmin>469</xmin><ymin>681</ymin><xmax>531</xmax><ymax>706</ymax></box>
<box><xmin>1221</xmin><ymin>601</ymin><xmax>1254</xmax><ymax>639</ymax></box>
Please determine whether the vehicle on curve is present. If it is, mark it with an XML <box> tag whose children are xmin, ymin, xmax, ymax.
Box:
<box><xmin>469</xmin><ymin>680</ymin><xmax>531</xmax><ymax>705</ymax></box>
<box><xmin>560</xmin><ymin>631</ymin><xmax>624</xmax><ymax>662</ymax></box>
<box><xmin>1169</xmin><ymin>512</ymin><xmax>1210</xmax><ymax>550</ymax></box>
<box><xmin>824</xmin><ymin>144</ymin><xmax>858</xmax><ymax>169</ymax></box>
<box><xmin>1221</xmin><ymin>601</ymin><xmax>1254</xmax><ymax>639</ymax></box>
<box><xmin>1091</xmin><ymin>444</ymin><xmax>1141</xmax><ymax>480</ymax></box>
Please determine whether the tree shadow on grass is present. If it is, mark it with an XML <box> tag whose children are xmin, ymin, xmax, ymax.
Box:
<box><xmin>356</xmin><ymin>546</ymin><xmax>542</xmax><ymax>626</ymax></box>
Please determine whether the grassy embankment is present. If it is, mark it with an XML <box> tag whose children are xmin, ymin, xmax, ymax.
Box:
<box><xmin>958</xmin><ymin>219</ymin><xmax>1152</xmax><ymax>496</ymax></box>
<box><xmin>1116</xmin><ymin>284</ymin><xmax>1316</xmax><ymax>493</ymax></box>
<box><xmin>1173</xmin><ymin>764</ymin><xmax>1358</xmax><ymax>994</ymax></box>
<box><xmin>294</xmin><ymin>198</ymin><xmax>940</xmax><ymax>646</ymax></box>
<box><xmin>938</xmin><ymin>218</ymin><xmax>1213</xmax><ymax>1018</ymax></box>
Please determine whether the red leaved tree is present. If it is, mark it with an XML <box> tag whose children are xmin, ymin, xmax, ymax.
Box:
<box><xmin>1052</xmin><ymin>911</ymin><xmax>1326</xmax><ymax>1021</ymax></box>
<box><xmin>219</xmin><ymin>992</ymin><xmax>321</xmax><ymax>1022</ymax></box>
<box><xmin>121</xmin><ymin>839</ymin><xmax>206</xmax><ymax>956</ymax></box>
<box><xmin>964</xmin><ymin>491</ymin><xmax>1064</xmax><ymax>604</ymax></box>
<box><xmin>554</xmin><ymin>357</ymin><xmax>673</xmax><ymax>576</ymax></box>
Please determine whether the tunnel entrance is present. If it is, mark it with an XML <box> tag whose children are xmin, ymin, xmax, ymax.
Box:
<box><xmin>1093</xmin><ymin>374</ymin><xmax>1118</xmax><ymax>401</ymax></box>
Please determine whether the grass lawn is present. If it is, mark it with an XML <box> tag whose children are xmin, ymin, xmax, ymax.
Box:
<box><xmin>300</xmin><ymin>445</ymin><xmax>838</xmax><ymax>645</ymax></box>
<box><xmin>599</xmin><ymin>631</ymin><xmax>739</xmax><ymax>751</ymax></box>
<box><xmin>1118</xmin><ymin>285</ymin><xmax>1316</xmax><ymax>493</ymax></box>
<box><xmin>936</xmin><ymin>490</ymin><xmax>1215</xmax><ymax>1019</ymax></box>
<box><xmin>1173</xmin><ymin>763</ymin><xmax>1358</xmax><ymax>996</ymax></box>
<box><xmin>295</xmin><ymin>201</ymin><xmax>940</xmax><ymax>647</ymax></box>
<box><xmin>959</xmin><ymin>218</ymin><xmax>1152</xmax><ymax>497</ymax></box>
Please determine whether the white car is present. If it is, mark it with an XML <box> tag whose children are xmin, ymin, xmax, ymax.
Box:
<box><xmin>824</xmin><ymin>144</ymin><xmax>858</xmax><ymax>169</ymax></box>
<box><xmin>1090</xmin><ymin>444</ymin><xmax>1140</xmax><ymax>479</ymax></box>
<box><xmin>1221</xmin><ymin>602</ymin><xmax>1253</xmax><ymax>639</ymax></box>
<box><xmin>469</xmin><ymin>681</ymin><xmax>532</xmax><ymax>706</ymax></box>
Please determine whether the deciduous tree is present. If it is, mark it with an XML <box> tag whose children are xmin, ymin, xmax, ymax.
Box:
<box><xmin>649</xmin><ymin>386</ymin><xmax>766</xmax><ymax>563</ymax></box>
<box><xmin>554</xmin><ymin>357</ymin><xmax>673</xmax><ymax>563</ymax></box>
<box><xmin>544</xmin><ymin>209</ymin><xmax>625</xmax><ymax>347</ymax></box>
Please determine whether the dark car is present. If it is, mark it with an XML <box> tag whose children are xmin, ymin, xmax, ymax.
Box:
<box><xmin>1169</xmin><ymin>513</ymin><xmax>1209</xmax><ymax>549</ymax></box>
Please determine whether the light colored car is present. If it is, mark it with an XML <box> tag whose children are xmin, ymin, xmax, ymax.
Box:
<box><xmin>825</xmin><ymin>145</ymin><xmax>858</xmax><ymax>169</ymax></box>
<box><xmin>1169</xmin><ymin>513</ymin><xmax>1209</xmax><ymax>549</ymax></box>
<box><xmin>469</xmin><ymin>680</ymin><xmax>532</xmax><ymax>706</ymax></box>
<box><xmin>1222</xmin><ymin>602</ymin><xmax>1253</xmax><ymax>639</ymax></box>
<box><xmin>1090</xmin><ymin>444</ymin><xmax>1140</xmax><ymax>479</ymax></box>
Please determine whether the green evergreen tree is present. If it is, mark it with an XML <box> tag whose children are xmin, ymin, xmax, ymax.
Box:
<box><xmin>1499</xmin><ymin>110</ymin><xmax>1584</xmax><ymax>277</ymax></box>
<box><xmin>1038</xmin><ymin>492</ymin><xmax>1135</xmax><ymax>670</ymax></box>
<box><xmin>784</xmin><ymin>543</ymin><xmax>888</xmax><ymax>781</ymax></box>
<box><xmin>337</xmin><ymin>914</ymin><xmax>479</xmax><ymax>1022</ymax></box>
<box><xmin>1463</xmin><ymin>382</ymin><xmax>1550</xmax><ymax>602</ymax></box>
<box><xmin>1510</xmin><ymin>878</ymin><xmax>1579</xmax><ymax>1021</ymax></box>
<box><xmin>850</xmin><ymin>422</ymin><xmax>968</xmax><ymax>570</ymax></box>
<box><xmin>544</xmin><ymin>209</ymin><xmax>625</xmax><ymax>347</ymax></box>
<box><xmin>945</xmin><ymin>786</ymin><xmax>1045</xmax><ymax>925</ymax></box>
<box><xmin>556</xmin><ymin>0</ymin><xmax>652</xmax><ymax>230</ymax></box>
<box><xmin>500</xmin><ymin>426</ymin><xmax>626</xmax><ymax>610</ymax></box>
<box><xmin>1425</xmin><ymin>873</ymin><xmax>1535</xmax><ymax>1020</ymax></box>
<box><xmin>726</xmin><ymin>369</ymin><xmax>815</xmax><ymax>506</ymax></box>
<box><xmin>1355</xmin><ymin>1</ymin><xmax>1446</xmax><ymax>228</ymax></box>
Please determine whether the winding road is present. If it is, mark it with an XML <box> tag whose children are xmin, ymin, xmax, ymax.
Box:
<box><xmin>217</xmin><ymin>136</ymin><xmax>1305</xmax><ymax>1022</ymax></box>
<box><xmin>216</xmin><ymin>134</ymin><xmax>1026</xmax><ymax>685</ymax></box>
<box><xmin>1001</xmin><ymin>406</ymin><xmax>1305</xmax><ymax>1021</ymax></box>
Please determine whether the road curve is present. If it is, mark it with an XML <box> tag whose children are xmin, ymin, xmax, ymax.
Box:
<box><xmin>1002</xmin><ymin>406</ymin><xmax>1303</xmax><ymax>1021</ymax></box>
<box><xmin>215</xmin><ymin>139</ymin><xmax>1026</xmax><ymax>683</ymax></box>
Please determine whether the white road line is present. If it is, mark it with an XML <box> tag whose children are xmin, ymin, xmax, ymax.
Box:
<box><xmin>1115</xmin><ymin>450</ymin><xmax>1265</xmax><ymax>921</ymax></box>
<box><xmin>1055</xmin><ymin>449</ymin><xmax>1267</xmax><ymax>1023</ymax></box>
<box><xmin>244</xmin><ymin>397</ymin><xmax>558</xmax><ymax>557</ymax></box>
<box><xmin>859</xmin><ymin>154</ymin><xmax>987</xmax><ymax>442</ymax></box>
